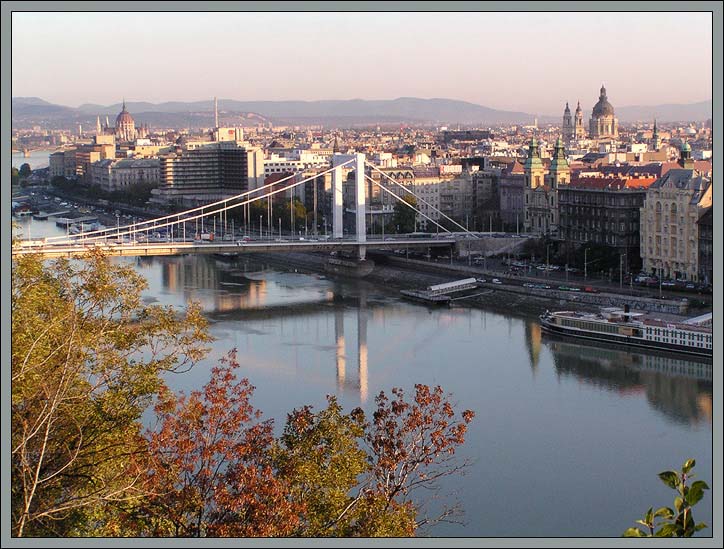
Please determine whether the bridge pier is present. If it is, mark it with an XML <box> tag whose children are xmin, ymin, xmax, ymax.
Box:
<box><xmin>332</xmin><ymin>160</ymin><xmax>344</xmax><ymax>239</ymax></box>
<box><xmin>354</xmin><ymin>153</ymin><xmax>366</xmax><ymax>259</ymax></box>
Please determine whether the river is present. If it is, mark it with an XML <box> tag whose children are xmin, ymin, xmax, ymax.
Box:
<box><xmin>12</xmin><ymin>149</ymin><xmax>56</xmax><ymax>170</ymax></box>
<box><xmin>13</xmin><ymin>216</ymin><xmax>713</xmax><ymax>538</ymax></box>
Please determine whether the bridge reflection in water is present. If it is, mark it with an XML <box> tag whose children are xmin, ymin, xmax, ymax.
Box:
<box><xmin>156</xmin><ymin>254</ymin><xmax>372</xmax><ymax>401</ymax></box>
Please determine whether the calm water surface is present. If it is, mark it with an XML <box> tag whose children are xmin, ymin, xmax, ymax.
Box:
<box><xmin>16</xmin><ymin>217</ymin><xmax>713</xmax><ymax>537</ymax></box>
<box><xmin>12</xmin><ymin>149</ymin><xmax>55</xmax><ymax>170</ymax></box>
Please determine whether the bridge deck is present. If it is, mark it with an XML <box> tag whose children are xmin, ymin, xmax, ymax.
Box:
<box><xmin>12</xmin><ymin>238</ymin><xmax>457</xmax><ymax>259</ymax></box>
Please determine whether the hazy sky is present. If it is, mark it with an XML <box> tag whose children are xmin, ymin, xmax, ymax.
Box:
<box><xmin>12</xmin><ymin>11</ymin><xmax>712</xmax><ymax>114</ymax></box>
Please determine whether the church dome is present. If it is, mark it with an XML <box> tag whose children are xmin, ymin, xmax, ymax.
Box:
<box><xmin>115</xmin><ymin>101</ymin><xmax>134</xmax><ymax>126</ymax></box>
<box><xmin>592</xmin><ymin>85</ymin><xmax>614</xmax><ymax>117</ymax></box>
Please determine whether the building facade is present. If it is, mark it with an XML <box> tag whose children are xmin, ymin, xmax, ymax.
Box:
<box><xmin>90</xmin><ymin>158</ymin><xmax>161</xmax><ymax>192</ymax></box>
<box><xmin>151</xmin><ymin>142</ymin><xmax>248</xmax><ymax>206</ymax></box>
<box><xmin>558</xmin><ymin>178</ymin><xmax>653</xmax><ymax>272</ymax></box>
<box><xmin>524</xmin><ymin>138</ymin><xmax>555</xmax><ymax>235</ymax></box>
<box><xmin>639</xmin><ymin>146</ymin><xmax>712</xmax><ymax>281</ymax></box>
<box><xmin>499</xmin><ymin>160</ymin><xmax>525</xmax><ymax>231</ymax></box>
<box><xmin>697</xmin><ymin>207</ymin><xmax>713</xmax><ymax>284</ymax></box>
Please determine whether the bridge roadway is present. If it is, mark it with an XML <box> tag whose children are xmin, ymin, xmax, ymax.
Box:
<box><xmin>12</xmin><ymin>237</ymin><xmax>458</xmax><ymax>259</ymax></box>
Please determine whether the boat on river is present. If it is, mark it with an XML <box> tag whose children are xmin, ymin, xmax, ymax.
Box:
<box><xmin>539</xmin><ymin>307</ymin><xmax>712</xmax><ymax>358</ymax></box>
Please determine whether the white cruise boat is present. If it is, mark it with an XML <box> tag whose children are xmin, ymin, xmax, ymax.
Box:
<box><xmin>539</xmin><ymin>307</ymin><xmax>712</xmax><ymax>358</ymax></box>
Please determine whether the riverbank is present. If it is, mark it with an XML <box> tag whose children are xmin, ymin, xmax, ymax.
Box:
<box><xmin>251</xmin><ymin>251</ymin><xmax>703</xmax><ymax>321</ymax></box>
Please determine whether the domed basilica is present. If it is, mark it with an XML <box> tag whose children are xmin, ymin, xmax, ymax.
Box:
<box><xmin>589</xmin><ymin>84</ymin><xmax>618</xmax><ymax>139</ymax></box>
<box><xmin>561</xmin><ymin>84</ymin><xmax>619</xmax><ymax>141</ymax></box>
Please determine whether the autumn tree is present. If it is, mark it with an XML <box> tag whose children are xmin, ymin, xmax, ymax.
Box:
<box><xmin>127</xmin><ymin>351</ymin><xmax>300</xmax><ymax>537</ymax></box>
<box><xmin>123</xmin><ymin>351</ymin><xmax>475</xmax><ymax>538</ymax></box>
<box><xmin>11</xmin><ymin>250</ymin><xmax>210</xmax><ymax>537</ymax></box>
<box><xmin>357</xmin><ymin>385</ymin><xmax>475</xmax><ymax>534</ymax></box>
<box><xmin>274</xmin><ymin>385</ymin><xmax>475</xmax><ymax>537</ymax></box>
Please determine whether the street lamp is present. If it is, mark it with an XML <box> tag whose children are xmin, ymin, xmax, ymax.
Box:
<box><xmin>259</xmin><ymin>215</ymin><xmax>262</xmax><ymax>239</ymax></box>
<box><xmin>619</xmin><ymin>252</ymin><xmax>626</xmax><ymax>290</ymax></box>
<box><xmin>584</xmin><ymin>248</ymin><xmax>588</xmax><ymax>282</ymax></box>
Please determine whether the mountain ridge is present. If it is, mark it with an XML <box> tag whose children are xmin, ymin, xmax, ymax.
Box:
<box><xmin>12</xmin><ymin>96</ymin><xmax>712</xmax><ymax>128</ymax></box>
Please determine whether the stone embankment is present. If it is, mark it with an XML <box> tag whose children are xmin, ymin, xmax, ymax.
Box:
<box><xmin>253</xmin><ymin>251</ymin><xmax>693</xmax><ymax>319</ymax></box>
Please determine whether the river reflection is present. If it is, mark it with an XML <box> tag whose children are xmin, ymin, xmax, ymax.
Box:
<box><xmin>544</xmin><ymin>334</ymin><xmax>712</xmax><ymax>426</ymax></box>
<box><xmin>151</xmin><ymin>255</ymin><xmax>711</xmax><ymax>537</ymax></box>
<box><xmin>25</xmin><ymin>240</ymin><xmax>711</xmax><ymax>537</ymax></box>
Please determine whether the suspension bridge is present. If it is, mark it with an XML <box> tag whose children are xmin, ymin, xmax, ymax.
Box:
<box><xmin>12</xmin><ymin>154</ymin><xmax>478</xmax><ymax>260</ymax></box>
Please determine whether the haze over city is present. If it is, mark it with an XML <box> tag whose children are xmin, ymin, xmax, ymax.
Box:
<box><xmin>11</xmin><ymin>11</ymin><xmax>712</xmax><ymax>113</ymax></box>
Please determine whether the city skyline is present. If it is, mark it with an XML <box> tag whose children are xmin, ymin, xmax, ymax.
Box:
<box><xmin>11</xmin><ymin>11</ymin><xmax>713</xmax><ymax>114</ymax></box>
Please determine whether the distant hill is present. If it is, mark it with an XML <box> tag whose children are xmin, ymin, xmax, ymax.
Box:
<box><xmin>613</xmin><ymin>101</ymin><xmax>711</xmax><ymax>123</ymax></box>
<box><xmin>12</xmin><ymin>96</ymin><xmax>77</xmax><ymax>117</ymax></box>
<box><xmin>12</xmin><ymin>96</ymin><xmax>712</xmax><ymax>129</ymax></box>
<box><xmin>72</xmin><ymin>97</ymin><xmax>535</xmax><ymax>126</ymax></box>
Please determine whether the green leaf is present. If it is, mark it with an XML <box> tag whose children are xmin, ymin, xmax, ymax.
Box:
<box><xmin>681</xmin><ymin>458</ymin><xmax>695</xmax><ymax>474</ymax></box>
<box><xmin>687</xmin><ymin>481</ymin><xmax>708</xmax><ymax>506</ymax></box>
<box><xmin>635</xmin><ymin>520</ymin><xmax>650</xmax><ymax>527</ymax></box>
<box><xmin>623</xmin><ymin>527</ymin><xmax>646</xmax><ymax>537</ymax></box>
<box><xmin>658</xmin><ymin>470</ymin><xmax>678</xmax><ymax>490</ymax></box>
<box><xmin>644</xmin><ymin>507</ymin><xmax>653</xmax><ymax>524</ymax></box>
<box><xmin>654</xmin><ymin>507</ymin><xmax>674</xmax><ymax>520</ymax></box>
<box><xmin>694</xmin><ymin>522</ymin><xmax>707</xmax><ymax>532</ymax></box>
<box><xmin>654</xmin><ymin>523</ymin><xmax>679</xmax><ymax>537</ymax></box>
<box><xmin>674</xmin><ymin>496</ymin><xmax>684</xmax><ymax>513</ymax></box>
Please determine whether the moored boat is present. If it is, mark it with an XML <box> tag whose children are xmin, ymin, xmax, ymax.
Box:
<box><xmin>539</xmin><ymin>307</ymin><xmax>712</xmax><ymax>358</ymax></box>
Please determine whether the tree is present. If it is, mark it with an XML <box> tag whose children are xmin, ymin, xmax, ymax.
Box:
<box><xmin>391</xmin><ymin>194</ymin><xmax>417</xmax><ymax>234</ymax></box>
<box><xmin>623</xmin><ymin>459</ymin><xmax>709</xmax><ymax>537</ymax></box>
<box><xmin>122</xmin><ymin>356</ymin><xmax>474</xmax><ymax>538</ymax></box>
<box><xmin>360</xmin><ymin>385</ymin><xmax>476</xmax><ymax>533</ymax></box>
<box><xmin>274</xmin><ymin>396</ymin><xmax>369</xmax><ymax>536</ymax></box>
<box><xmin>277</xmin><ymin>385</ymin><xmax>475</xmax><ymax>537</ymax></box>
<box><xmin>11</xmin><ymin>250</ymin><xmax>211</xmax><ymax>536</ymax></box>
<box><xmin>127</xmin><ymin>350</ymin><xmax>300</xmax><ymax>537</ymax></box>
<box><xmin>12</xmin><ymin>166</ymin><xmax>20</xmax><ymax>186</ymax></box>
<box><xmin>19</xmin><ymin>163</ymin><xmax>32</xmax><ymax>178</ymax></box>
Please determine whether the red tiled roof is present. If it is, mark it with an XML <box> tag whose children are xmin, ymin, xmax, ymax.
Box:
<box><xmin>623</xmin><ymin>177</ymin><xmax>658</xmax><ymax>189</ymax></box>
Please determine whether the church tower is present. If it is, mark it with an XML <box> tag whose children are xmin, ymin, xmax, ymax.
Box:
<box><xmin>652</xmin><ymin>119</ymin><xmax>661</xmax><ymax>151</ymax></box>
<box><xmin>562</xmin><ymin>102</ymin><xmax>574</xmax><ymax>142</ymax></box>
<box><xmin>523</xmin><ymin>137</ymin><xmax>547</xmax><ymax>234</ymax></box>
<box><xmin>574</xmin><ymin>101</ymin><xmax>585</xmax><ymax>139</ymax></box>
<box><xmin>549</xmin><ymin>137</ymin><xmax>570</xmax><ymax>188</ymax></box>
<box><xmin>524</xmin><ymin>137</ymin><xmax>544</xmax><ymax>189</ymax></box>
<box><xmin>678</xmin><ymin>141</ymin><xmax>694</xmax><ymax>169</ymax></box>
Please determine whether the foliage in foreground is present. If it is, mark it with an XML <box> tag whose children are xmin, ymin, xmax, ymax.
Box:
<box><xmin>11</xmin><ymin>250</ymin><xmax>475</xmax><ymax>537</ymax></box>
<box><xmin>11</xmin><ymin>250</ymin><xmax>211</xmax><ymax>537</ymax></box>
<box><xmin>623</xmin><ymin>459</ymin><xmax>709</xmax><ymax>537</ymax></box>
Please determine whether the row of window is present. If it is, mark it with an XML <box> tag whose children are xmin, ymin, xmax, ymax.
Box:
<box><xmin>560</xmin><ymin>318</ymin><xmax>625</xmax><ymax>335</ymax></box>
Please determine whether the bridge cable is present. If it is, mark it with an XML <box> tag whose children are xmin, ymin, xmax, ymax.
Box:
<box><xmin>365</xmin><ymin>162</ymin><xmax>480</xmax><ymax>239</ymax></box>
<box><xmin>43</xmin><ymin>159</ymin><xmax>354</xmax><ymax>242</ymax></box>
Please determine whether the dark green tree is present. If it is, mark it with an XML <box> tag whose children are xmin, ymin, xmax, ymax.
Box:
<box><xmin>19</xmin><ymin>163</ymin><xmax>32</xmax><ymax>178</ymax></box>
<box><xmin>390</xmin><ymin>194</ymin><xmax>417</xmax><ymax>234</ymax></box>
